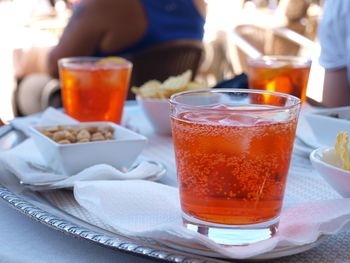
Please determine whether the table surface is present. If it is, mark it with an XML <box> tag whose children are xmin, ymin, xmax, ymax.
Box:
<box><xmin>1</xmin><ymin>104</ymin><xmax>350</xmax><ymax>263</ymax></box>
<box><xmin>0</xmin><ymin>104</ymin><xmax>159</xmax><ymax>263</ymax></box>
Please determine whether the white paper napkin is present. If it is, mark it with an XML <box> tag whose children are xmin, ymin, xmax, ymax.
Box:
<box><xmin>0</xmin><ymin>108</ymin><xmax>164</xmax><ymax>190</ymax></box>
<box><xmin>74</xmin><ymin>180</ymin><xmax>350</xmax><ymax>259</ymax></box>
<box><xmin>10</xmin><ymin>107</ymin><xmax>78</xmax><ymax>136</ymax></box>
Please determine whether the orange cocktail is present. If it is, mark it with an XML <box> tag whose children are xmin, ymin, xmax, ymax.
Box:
<box><xmin>247</xmin><ymin>56</ymin><xmax>311</xmax><ymax>104</ymax></box>
<box><xmin>169</xmin><ymin>89</ymin><xmax>301</xmax><ymax>245</ymax></box>
<box><xmin>59</xmin><ymin>57</ymin><xmax>132</xmax><ymax>123</ymax></box>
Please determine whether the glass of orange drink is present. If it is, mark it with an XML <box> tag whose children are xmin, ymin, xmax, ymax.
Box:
<box><xmin>58</xmin><ymin>57</ymin><xmax>132</xmax><ymax>124</ymax></box>
<box><xmin>247</xmin><ymin>56</ymin><xmax>311</xmax><ymax>104</ymax></box>
<box><xmin>169</xmin><ymin>89</ymin><xmax>301</xmax><ymax>245</ymax></box>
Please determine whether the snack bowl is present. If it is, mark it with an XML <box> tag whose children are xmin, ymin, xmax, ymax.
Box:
<box><xmin>29</xmin><ymin>122</ymin><xmax>148</xmax><ymax>175</ymax></box>
<box><xmin>310</xmin><ymin>147</ymin><xmax>350</xmax><ymax>197</ymax></box>
<box><xmin>304</xmin><ymin>106</ymin><xmax>350</xmax><ymax>147</ymax></box>
<box><xmin>136</xmin><ymin>96</ymin><xmax>172</xmax><ymax>136</ymax></box>
<box><xmin>132</xmin><ymin>70</ymin><xmax>209</xmax><ymax>136</ymax></box>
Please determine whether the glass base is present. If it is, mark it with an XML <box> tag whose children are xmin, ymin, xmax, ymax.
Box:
<box><xmin>182</xmin><ymin>213</ymin><xmax>279</xmax><ymax>246</ymax></box>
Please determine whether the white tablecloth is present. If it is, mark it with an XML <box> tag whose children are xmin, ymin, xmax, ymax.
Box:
<box><xmin>0</xmin><ymin>104</ymin><xmax>165</xmax><ymax>263</ymax></box>
<box><xmin>1</xmin><ymin>103</ymin><xmax>350</xmax><ymax>263</ymax></box>
<box><xmin>0</xmin><ymin>199</ymin><xmax>156</xmax><ymax>263</ymax></box>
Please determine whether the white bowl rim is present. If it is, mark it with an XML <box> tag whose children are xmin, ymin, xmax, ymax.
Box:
<box><xmin>136</xmin><ymin>95</ymin><xmax>169</xmax><ymax>102</ymax></box>
<box><xmin>310</xmin><ymin>147</ymin><xmax>350</xmax><ymax>175</ymax></box>
<box><xmin>29</xmin><ymin>121</ymin><xmax>147</xmax><ymax>147</ymax></box>
<box><xmin>304</xmin><ymin>105</ymin><xmax>350</xmax><ymax>123</ymax></box>
<box><xmin>304</xmin><ymin>111</ymin><xmax>350</xmax><ymax>124</ymax></box>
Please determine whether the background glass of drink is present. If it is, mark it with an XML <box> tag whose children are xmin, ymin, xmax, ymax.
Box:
<box><xmin>59</xmin><ymin>57</ymin><xmax>132</xmax><ymax>124</ymax></box>
<box><xmin>247</xmin><ymin>56</ymin><xmax>311</xmax><ymax>104</ymax></box>
<box><xmin>169</xmin><ymin>89</ymin><xmax>301</xmax><ymax>245</ymax></box>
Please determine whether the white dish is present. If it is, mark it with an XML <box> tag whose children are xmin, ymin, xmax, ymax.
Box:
<box><xmin>30</xmin><ymin>122</ymin><xmax>148</xmax><ymax>175</ymax></box>
<box><xmin>310</xmin><ymin>147</ymin><xmax>350</xmax><ymax>197</ymax></box>
<box><xmin>136</xmin><ymin>96</ymin><xmax>172</xmax><ymax>136</ymax></box>
<box><xmin>304</xmin><ymin>106</ymin><xmax>350</xmax><ymax>147</ymax></box>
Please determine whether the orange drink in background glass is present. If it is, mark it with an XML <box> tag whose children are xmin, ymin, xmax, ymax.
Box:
<box><xmin>58</xmin><ymin>57</ymin><xmax>132</xmax><ymax>123</ymax></box>
<box><xmin>247</xmin><ymin>56</ymin><xmax>311</xmax><ymax>104</ymax></box>
<box><xmin>169</xmin><ymin>89</ymin><xmax>301</xmax><ymax>245</ymax></box>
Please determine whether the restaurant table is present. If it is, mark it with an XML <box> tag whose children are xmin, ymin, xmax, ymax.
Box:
<box><xmin>1</xmin><ymin>102</ymin><xmax>350</xmax><ymax>263</ymax></box>
<box><xmin>0</xmin><ymin>198</ymin><xmax>157</xmax><ymax>263</ymax></box>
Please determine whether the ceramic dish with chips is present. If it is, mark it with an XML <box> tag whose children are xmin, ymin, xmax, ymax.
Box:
<box><xmin>132</xmin><ymin>70</ymin><xmax>208</xmax><ymax>135</ymax></box>
<box><xmin>310</xmin><ymin>131</ymin><xmax>350</xmax><ymax>197</ymax></box>
<box><xmin>30</xmin><ymin>122</ymin><xmax>148</xmax><ymax>175</ymax></box>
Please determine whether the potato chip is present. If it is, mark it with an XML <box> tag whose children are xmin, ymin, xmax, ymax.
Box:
<box><xmin>131</xmin><ymin>70</ymin><xmax>208</xmax><ymax>99</ymax></box>
<box><xmin>335</xmin><ymin>131</ymin><xmax>350</xmax><ymax>170</ymax></box>
<box><xmin>163</xmin><ymin>70</ymin><xmax>192</xmax><ymax>90</ymax></box>
<box><xmin>132</xmin><ymin>80</ymin><xmax>164</xmax><ymax>98</ymax></box>
<box><xmin>95</xmin><ymin>57</ymin><xmax>128</xmax><ymax>65</ymax></box>
<box><xmin>186</xmin><ymin>81</ymin><xmax>208</xmax><ymax>90</ymax></box>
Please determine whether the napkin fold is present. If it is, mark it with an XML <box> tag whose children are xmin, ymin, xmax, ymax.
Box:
<box><xmin>0</xmin><ymin>108</ymin><xmax>164</xmax><ymax>190</ymax></box>
<box><xmin>74</xmin><ymin>180</ymin><xmax>350</xmax><ymax>259</ymax></box>
<box><xmin>10</xmin><ymin>107</ymin><xmax>78</xmax><ymax>136</ymax></box>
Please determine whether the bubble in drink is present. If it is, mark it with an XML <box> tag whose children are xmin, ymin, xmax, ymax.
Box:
<box><xmin>171</xmin><ymin>107</ymin><xmax>298</xmax><ymax>225</ymax></box>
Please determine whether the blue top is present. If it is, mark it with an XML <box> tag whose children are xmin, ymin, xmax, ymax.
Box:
<box><xmin>94</xmin><ymin>0</ymin><xmax>205</xmax><ymax>57</ymax></box>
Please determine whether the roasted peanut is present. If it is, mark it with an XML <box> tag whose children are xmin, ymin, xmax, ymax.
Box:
<box><xmin>77</xmin><ymin>129</ymin><xmax>91</xmax><ymax>141</ymax></box>
<box><xmin>58</xmin><ymin>139</ymin><xmax>71</xmax><ymax>144</ymax></box>
<box><xmin>104</xmin><ymin>131</ymin><xmax>113</xmax><ymax>140</ymax></box>
<box><xmin>77</xmin><ymin>138</ymin><xmax>90</xmax><ymax>143</ymax></box>
<box><xmin>91</xmin><ymin>132</ymin><xmax>105</xmax><ymax>141</ymax></box>
<box><xmin>87</xmin><ymin>126</ymin><xmax>98</xmax><ymax>134</ymax></box>
<box><xmin>41</xmin><ymin>130</ymin><xmax>53</xmax><ymax>139</ymax></box>
<box><xmin>46</xmin><ymin>126</ymin><xmax>60</xmax><ymax>133</ymax></box>
<box><xmin>38</xmin><ymin>125</ymin><xmax>115</xmax><ymax>144</ymax></box>
<box><xmin>65</xmin><ymin>132</ymin><xmax>77</xmax><ymax>143</ymax></box>
<box><xmin>98</xmin><ymin>125</ymin><xmax>114</xmax><ymax>134</ymax></box>
<box><xmin>52</xmin><ymin>130</ymin><xmax>69</xmax><ymax>142</ymax></box>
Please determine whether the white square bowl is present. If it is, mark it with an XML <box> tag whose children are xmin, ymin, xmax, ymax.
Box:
<box><xmin>304</xmin><ymin>106</ymin><xmax>350</xmax><ymax>147</ymax></box>
<box><xmin>30</xmin><ymin>122</ymin><xmax>147</xmax><ymax>175</ymax></box>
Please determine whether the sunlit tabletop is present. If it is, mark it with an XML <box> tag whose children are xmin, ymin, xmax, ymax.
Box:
<box><xmin>0</xmin><ymin>102</ymin><xmax>349</xmax><ymax>263</ymax></box>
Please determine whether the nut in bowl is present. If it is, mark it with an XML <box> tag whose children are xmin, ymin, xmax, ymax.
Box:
<box><xmin>30</xmin><ymin>122</ymin><xmax>147</xmax><ymax>175</ymax></box>
<box><xmin>132</xmin><ymin>70</ymin><xmax>208</xmax><ymax>135</ymax></box>
<box><xmin>310</xmin><ymin>131</ymin><xmax>350</xmax><ymax>197</ymax></box>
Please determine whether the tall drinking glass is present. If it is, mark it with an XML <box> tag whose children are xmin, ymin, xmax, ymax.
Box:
<box><xmin>247</xmin><ymin>56</ymin><xmax>311</xmax><ymax>104</ymax></box>
<box><xmin>58</xmin><ymin>57</ymin><xmax>132</xmax><ymax>124</ymax></box>
<box><xmin>169</xmin><ymin>89</ymin><xmax>301</xmax><ymax>245</ymax></box>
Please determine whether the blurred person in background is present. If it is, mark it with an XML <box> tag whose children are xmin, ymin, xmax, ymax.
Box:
<box><xmin>318</xmin><ymin>0</ymin><xmax>350</xmax><ymax>107</ymax></box>
<box><xmin>17</xmin><ymin>0</ymin><xmax>207</xmax><ymax>115</ymax></box>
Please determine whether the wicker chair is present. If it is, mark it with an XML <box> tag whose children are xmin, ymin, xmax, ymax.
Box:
<box><xmin>127</xmin><ymin>39</ymin><xmax>204</xmax><ymax>99</ymax></box>
<box><xmin>13</xmin><ymin>39</ymin><xmax>204</xmax><ymax>115</ymax></box>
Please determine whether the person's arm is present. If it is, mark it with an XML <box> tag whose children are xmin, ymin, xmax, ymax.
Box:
<box><xmin>47</xmin><ymin>0</ymin><xmax>105</xmax><ymax>78</ymax></box>
<box><xmin>316</xmin><ymin>0</ymin><xmax>350</xmax><ymax>107</ymax></box>
<box><xmin>321</xmin><ymin>67</ymin><xmax>350</xmax><ymax>108</ymax></box>
<box><xmin>192</xmin><ymin>0</ymin><xmax>207</xmax><ymax>18</ymax></box>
